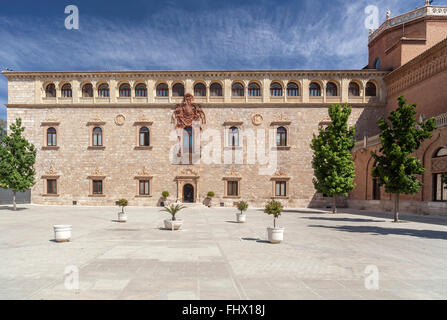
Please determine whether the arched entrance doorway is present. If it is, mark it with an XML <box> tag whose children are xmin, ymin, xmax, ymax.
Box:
<box><xmin>183</xmin><ymin>184</ymin><xmax>194</xmax><ymax>203</ymax></box>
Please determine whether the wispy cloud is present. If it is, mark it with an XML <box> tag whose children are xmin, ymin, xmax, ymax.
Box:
<box><xmin>0</xmin><ymin>0</ymin><xmax>425</xmax><ymax>119</ymax></box>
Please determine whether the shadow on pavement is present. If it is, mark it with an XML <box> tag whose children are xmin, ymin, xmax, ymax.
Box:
<box><xmin>309</xmin><ymin>224</ymin><xmax>447</xmax><ymax>240</ymax></box>
<box><xmin>0</xmin><ymin>206</ymin><xmax>28</xmax><ymax>211</ymax></box>
<box><xmin>302</xmin><ymin>217</ymin><xmax>386</xmax><ymax>223</ymax></box>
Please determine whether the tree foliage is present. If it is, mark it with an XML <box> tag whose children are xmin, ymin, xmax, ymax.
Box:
<box><xmin>0</xmin><ymin>118</ymin><xmax>36</xmax><ymax>193</ymax></box>
<box><xmin>237</xmin><ymin>201</ymin><xmax>248</xmax><ymax>213</ymax></box>
<box><xmin>311</xmin><ymin>104</ymin><xmax>356</xmax><ymax>199</ymax></box>
<box><xmin>371</xmin><ymin>96</ymin><xmax>436</xmax><ymax>195</ymax></box>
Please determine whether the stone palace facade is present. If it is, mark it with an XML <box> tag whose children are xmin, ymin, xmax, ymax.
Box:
<box><xmin>2</xmin><ymin>2</ymin><xmax>447</xmax><ymax>212</ymax></box>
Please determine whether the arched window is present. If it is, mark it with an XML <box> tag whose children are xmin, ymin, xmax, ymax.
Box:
<box><xmin>135</xmin><ymin>83</ymin><xmax>147</xmax><ymax>97</ymax></box>
<box><xmin>47</xmin><ymin>127</ymin><xmax>57</xmax><ymax>146</ymax></box>
<box><xmin>276</xmin><ymin>127</ymin><xmax>287</xmax><ymax>146</ymax></box>
<box><xmin>139</xmin><ymin>127</ymin><xmax>150</xmax><ymax>146</ymax></box>
<box><xmin>365</xmin><ymin>82</ymin><xmax>377</xmax><ymax>96</ymax></box>
<box><xmin>349</xmin><ymin>82</ymin><xmax>360</xmax><ymax>96</ymax></box>
<box><xmin>309</xmin><ymin>82</ymin><xmax>321</xmax><ymax>96</ymax></box>
<box><xmin>61</xmin><ymin>84</ymin><xmax>72</xmax><ymax>98</ymax></box>
<box><xmin>172</xmin><ymin>83</ymin><xmax>184</xmax><ymax>97</ymax></box>
<box><xmin>82</xmin><ymin>83</ymin><xmax>93</xmax><ymax>97</ymax></box>
<box><xmin>248</xmin><ymin>82</ymin><xmax>261</xmax><ymax>96</ymax></box>
<box><xmin>326</xmin><ymin>82</ymin><xmax>338</xmax><ymax>96</ymax></box>
<box><xmin>433</xmin><ymin>148</ymin><xmax>447</xmax><ymax>201</ymax></box>
<box><xmin>45</xmin><ymin>83</ymin><xmax>56</xmax><ymax>98</ymax></box>
<box><xmin>98</xmin><ymin>84</ymin><xmax>109</xmax><ymax>98</ymax></box>
<box><xmin>270</xmin><ymin>82</ymin><xmax>283</xmax><ymax>97</ymax></box>
<box><xmin>435</xmin><ymin>147</ymin><xmax>447</xmax><ymax>157</ymax></box>
<box><xmin>194</xmin><ymin>83</ymin><xmax>206</xmax><ymax>97</ymax></box>
<box><xmin>372</xmin><ymin>161</ymin><xmax>380</xmax><ymax>200</ymax></box>
<box><xmin>92</xmin><ymin>127</ymin><xmax>103</xmax><ymax>146</ymax></box>
<box><xmin>232</xmin><ymin>82</ymin><xmax>244</xmax><ymax>97</ymax></box>
<box><xmin>156</xmin><ymin>83</ymin><xmax>169</xmax><ymax>97</ymax></box>
<box><xmin>229</xmin><ymin>127</ymin><xmax>239</xmax><ymax>147</ymax></box>
<box><xmin>374</xmin><ymin>58</ymin><xmax>381</xmax><ymax>70</ymax></box>
<box><xmin>210</xmin><ymin>83</ymin><xmax>222</xmax><ymax>96</ymax></box>
<box><xmin>287</xmin><ymin>82</ymin><xmax>299</xmax><ymax>96</ymax></box>
<box><xmin>119</xmin><ymin>83</ymin><xmax>131</xmax><ymax>97</ymax></box>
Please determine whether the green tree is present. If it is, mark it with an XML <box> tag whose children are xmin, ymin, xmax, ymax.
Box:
<box><xmin>0</xmin><ymin>118</ymin><xmax>36</xmax><ymax>211</ymax></box>
<box><xmin>371</xmin><ymin>96</ymin><xmax>436</xmax><ymax>222</ymax></box>
<box><xmin>0</xmin><ymin>119</ymin><xmax>7</xmax><ymax>138</ymax></box>
<box><xmin>264</xmin><ymin>200</ymin><xmax>283</xmax><ymax>228</ymax></box>
<box><xmin>311</xmin><ymin>104</ymin><xmax>356</xmax><ymax>213</ymax></box>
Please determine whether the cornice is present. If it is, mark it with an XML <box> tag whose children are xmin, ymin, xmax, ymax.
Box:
<box><xmin>1</xmin><ymin>69</ymin><xmax>389</xmax><ymax>81</ymax></box>
<box><xmin>385</xmin><ymin>37</ymin><xmax>447</xmax><ymax>96</ymax></box>
<box><xmin>5</xmin><ymin>102</ymin><xmax>388</xmax><ymax>109</ymax></box>
<box><xmin>368</xmin><ymin>5</ymin><xmax>447</xmax><ymax>45</ymax></box>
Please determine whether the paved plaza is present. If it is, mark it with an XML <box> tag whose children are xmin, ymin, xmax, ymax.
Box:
<box><xmin>1</xmin><ymin>204</ymin><xmax>447</xmax><ymax>300</ymax></box>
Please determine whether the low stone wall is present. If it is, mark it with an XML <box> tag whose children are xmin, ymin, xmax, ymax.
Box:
<box><xmin>347</xmin><ymin>199</ymin><xmax>447</xmax><ymax>216</ymax></box>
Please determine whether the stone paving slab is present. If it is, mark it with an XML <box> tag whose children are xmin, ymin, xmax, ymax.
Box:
<box><xmin>1</xmin><ymin>204</ymin><xmax>447</xmax><ymax>299</ymax></box>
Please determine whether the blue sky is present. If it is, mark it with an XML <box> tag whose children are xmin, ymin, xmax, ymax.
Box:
<box><xmin>0</xmin><ymin>0</ymin><xmax>430</xmax><ymax>120</ymax></box>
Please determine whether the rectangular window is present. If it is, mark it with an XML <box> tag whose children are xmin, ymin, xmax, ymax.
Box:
<box><xmin>275</xmin><ymin>181</ymin><xmax>287</xmax><ymax>197</ymax></box>
<box><xmin>47</xmin><ymin>179</ymin><xmax>57</xmax><ymax>194</ymax></box>
<box><xmin>433</xmin><ymin>173</ymin><xmax>447</xmax><ymax>201</ymax></box>
<box><xmin>227</xmin><ymin>181</ymin><xmax>239</xmax><ymax>197</ymax></box>
<box><xmin>93</xmin><ymin>180</ymin><xmax>103</xmax><ymax>195</ymax></box>
<box><xmin>139</xmin><ymin>180</ymin><xmax>150</xmax><ymax>195</ymax></box>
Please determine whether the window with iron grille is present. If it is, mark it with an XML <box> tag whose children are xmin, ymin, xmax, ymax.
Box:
<box><xmin>157</xmin><ymin>83</ymin><xmax>169</xmax><ymax>97</ymax></box>
<box><xmin>248</xmin><ymin>83</ymin><xmax>261</xmax><ymax>96</ymax></box>
<box><xmin>210</xmin><ymin>83</ymin><xmax>222</xmax><ymax>96</ymax></box>
<box><xmin>194</xmin><ymin>83</ymin><xmax>206</xmax><ymax>97</ymax></box>
<box><xmin>98</xmin><ymin>84</ymin><xmax>109</xmax><ymax>97</ymax></box>
<box><xmin>61</xmin><ymin>84</ymin><xmax>72</xmax><ymax>98</ymax></box>
<box><xmin>270</xmin><ymin>82</ymin><xmax>283</xmax><ymax>96</ymax></box>
<box><xmin>135</xmin><ymin>83</ymin><xmax>147</xmax><ymax>97</ymax></box>
<box><xmin>232</xmin><ymin>83</ymin><xmax>244</xmax><ymax>97</ymax></box>
<box><xmin>309</xmin><ymin>82</ymin><xmax>321</xmax><ymax>97</ymax></box>
<box><xmin>287</xmin><ymin>82</ymin><xmax>299</xmax><ymax>96</ymax></box>
<box><xmin>119</xmin><ymin>83</ymin><xmax>131</xmax><ymax>97</ymax></box>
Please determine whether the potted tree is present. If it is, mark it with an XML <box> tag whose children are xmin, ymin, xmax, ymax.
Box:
<box><xmin>161</xmin><ymin>191</ymin><xmax>170</xmax><ymax>207</ymax></box>
<box><xmin>161</xmin><ymin>203</ymin><xmax>186</xmax><ymax>230</ymax></box>
<box><xmin>236</xmin><ymin>201</ymin><xmax>248</xmax><ymax>223</ymax></box>
<box><xmin>205</xmin><ymin>191</ymin><xmax>215</xmax><ymax>207</ymax></box>
<box><xmin>264</xmin><ymin>200</ymin><xmax>284</xmax><ymax>244</ymax></box>
<box><xmin>117</xmin><ymin>199</ymin><xmax>128</xmax><ymax>222</ymax></box>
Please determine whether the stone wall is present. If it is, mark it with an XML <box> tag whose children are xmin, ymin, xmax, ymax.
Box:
<box><xmin>7</xmin><ymin>103</ymin><xmax>382</xmax><ymax>208</ymax></box>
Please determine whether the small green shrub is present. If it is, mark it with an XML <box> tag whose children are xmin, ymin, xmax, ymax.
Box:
<box><xmin>162</xmin><ymin>191</ymin><xmax>170</xmax><ymax>198</ymax></box>
<box><xmin>207</xmin><ymin>191</ymin><xmax>215</xmax><ymax>198</ymax></box>
<box><xmin>264</xmin><ymin>200</ymin><xmax>283</xmax><ymax>228</ymax></box>
<box><xmin>118</xmin><ymin>198</ymin><xmax>128</xmax><ymax>213</ymax></box>
<box><xmin>161</xmin><ymin>203</ymin><xmax>186</xmax><ymax>221</ymax></box>
<box><xmin>237</xmin><ymin>201</ymin><xmax>248</xmax><ymax>213</ymax></box>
